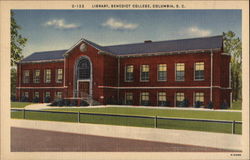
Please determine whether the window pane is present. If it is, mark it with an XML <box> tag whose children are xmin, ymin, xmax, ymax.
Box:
<box><xmin>78</xmin><ymin>59</ymin><xmax>90</xmax><ymax>79</ymax></box>
<box><xmin>195</xmin><ymin>62</ymin><xmax>204</xmax><ymax>80</ymax></box>
<box><xmin>176</xmin><ymin>63</ymin><xmax>185</xmax><ymax>81</ymax></box>
<box><xmin>33</xmin><ymin>70</ymin><xmax>40</xmax><ymax>83</ymax></box>
<box><xmin>23</xmin><ymin>70</ymin><xmax>30</xmax><ymax>83</ymax></box>
<box><xmin>158</xmin><ymin>64</ymin><xmax>167</xmax><ymax>81</ymax></box>
<box><xmin>125</xmin><ymin>65</ymin><xmax>133</xmax><ymax>81</ymax></box>
<box><xmin>141</xmin><ymin>65</ymin><xmax>149</xmax><ymax>81</ymax></box>
<box><xmin>56</xmin><ymin>69</ymin><xmax>63</xmax><ymax>83</ymax></box>
<box><xmin>45</xmin><ymin>69</ymin><xmax>51</xmax><ymax>83</ymax></box>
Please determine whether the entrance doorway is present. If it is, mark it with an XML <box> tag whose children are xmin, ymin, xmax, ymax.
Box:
<box><xmin>78</xmin><ymin>82</ymin><xmax>89</xmax><ymax>98</ymax></box>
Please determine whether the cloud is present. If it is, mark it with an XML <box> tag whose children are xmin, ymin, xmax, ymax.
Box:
<box><xmin>180</xmin><ymin>26</ymin><xmax>212</xmax><ymax>37</ymax></box>
<box><xmin>102</xmin><ymin>18</ymin><xmax>139</xmax><ymax>30</ymax></box>
<box><xmin>44</xmin><ymin>19</ymin><xmax>80</xmax><ymax>29</ymax></box>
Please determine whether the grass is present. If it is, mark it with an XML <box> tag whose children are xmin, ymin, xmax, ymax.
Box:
<box><xmin>11</xmin><ymin>102</ymin><xmax>34</xmax><ymax>108</ymax></box>
<box><xmin>44</xmin><ymin>107</ymin><xmax>242</xmax><ymax>121</ymax></box>
<box><xmin>231</xmin><ymin>100</ymin><xmax>242</xmax><ymax>110</ymax></box>
<box><xmin>11</xmin><ymin>106</ymin><xmax>242</xmax><ymax>134</ymax></box>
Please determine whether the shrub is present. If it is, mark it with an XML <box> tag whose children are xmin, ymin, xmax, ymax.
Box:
<box><xmin>57</xmin><ymin>98</ymin><xmax>64</xmax><ymax>106</ymax></box>
<box><xmin>11</xmin><ymin>95</ymin><xmax>17</xmax><ymax>102</ymax></box>
<box><xmin>80</xmin><ymin>100</ymin><xmax>89</xmax><ymax>106</ymax></box>
<box><xmin>158</xmin><ymin>101</ymin><xmax>170</xmax><ymax>107</ymax></box>
<box><xmin>207</xmin><ymin>101</ymin><xmax>213</xmax><ymax>109</ymax></box>
<box><xmin>44</xmin><ymin>96</ymin><xmax>51</xmax><ymax>103</ymax></box>
<box><xmin>181</xmin><ymin>98</ymin><xmax>189</xmax><ymax>107</ymax></box>
<box><xmin>64</xmin><ymin>99</ymin><xmax>71</xmax><ymax>106</ymax></box>
<box><xmin>195</xmin><ymin>101</ymin><xmax>201</xmax><ymax>108</ymax></box>
<box><xmin>221</xmin><ymin>100</ymin><xmax>229</xmax><ymax>109</ymax></box>
<box><xmin>21</xmin><ymin>96</ymin><xmax>28</xmax><ymax>102</ymax></box>
<box><xmin>32</xmin><ymin>97</ymin><xmax>39</xmax><ymax>103</ymax></box>
<box><xmin>71</xmin><ymin>99</ymin><xmax>78</xmax><ymax>106</ymax></box>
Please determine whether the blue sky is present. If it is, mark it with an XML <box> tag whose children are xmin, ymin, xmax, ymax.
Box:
<box><xmin>12</xmin><ymin>10</ymin><xmax>242</xmax><ymax>57</ymax></box>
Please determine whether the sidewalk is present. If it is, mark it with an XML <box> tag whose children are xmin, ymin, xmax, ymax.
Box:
<box><xmin>11</xmin><ymin>119</ymin><xmax>242</xmax><ymax>151</ymax></box>
<box><xmin>17</xmin><ymin>103</ymin><xmax>241</xmax><ymax>113</ymax></box>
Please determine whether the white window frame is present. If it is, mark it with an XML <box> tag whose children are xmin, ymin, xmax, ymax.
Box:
<box><xmin>140</xmin><ymin>92</ymin><xmax>149</xmax><ymax>105</ymax></box>
<box><xmin>34</xmin><ymin>91</ymin><xmax>39</xmax><ymax>98</ymax></box>
<box><xmin>124</xmin><ymin>65</ymin><xmax>134</xmax><ymax>82</ymax></box>
<box><xmin>33</xmin><ymin>69</ymin><xmax>40</xmax><ymax>83</ymax></box>
<box><xmin>175</xmin><ymin>63</ymin><xmax>185</xmax><ymax>81</ymax></box>
<box><xmin>175</xmin><ymin>92</ymin><xmax>185</xmax><ymax>107</ymax></box>
<box><xmin>194</xmin><ymin>92</ymin><xmax>205</xmax><ymax>106</ymax></box>
<box><xmin>44</xmin><ymin>69</ymin><xmax>51</xmax><ymax>83</ymax></box>
<box><xmin>194</xmin><ymin>62</ymin><xmax>205</xmax><ymax>81</ymax></box>
<box><xmin>23</xmin><ymin>70</ymin><xmax>30</xmax><ymax>83</ymax></box>
<box><xmin>140</xmin><ymin>65</ymin><xmax>150</xmax><ymax>82</ymax></box>
<box><xmin>55</xmin><ymin>91</ymin><xmax>63</xmax><ymax>99</ymax></box>
<box><xmin>157</xmin><ymin>64</ymin><xmax>167</xmax><ymax>82</ymax></box>
<box><xmin>125</xmin><ymin>92</ymin><xmax>133</xmax><ymax>105</ymax></box>
<box><xmin>56</xmin><ymin>68</ymin><xmax>63</xmax><ymax>83</ymax></box>
<box><xmin>157</xmin><ymin>92</ymin><xmax>167</xmax><ymax>106</ymax></box>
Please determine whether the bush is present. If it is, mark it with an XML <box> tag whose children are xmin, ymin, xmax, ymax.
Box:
<box><xmin>207</xmin><ymin>101</ymin><xmax>213</xmax><ymax>109</ymax></box>
<box><xmin>11</xmin><ymin>95</ymin><xmax>17</xmax><ymax>102</ymax></box>
<box><xmin>141</xmin><ymin>101</ymin><xmax>150</xmax><ymax>106</ymax></box>
<box><xmin>181</xmin><ymin>98</ymin><xmax>189</xmax><ymax>107</ymax></box>
<box><xmin>71</xmin><ymin>99</ymin><xmax>78</xmax><ymax>106</ymax></box>
<box><xmin>195</xmin><ymin>101</ymin><xmax>201</xmax><ymax>108</ymax></box>
<box><xmin>80</xmin><ymin>100</ymin><xmax>89</xmax><ymax>106</ymax></box>
<box><xmin>44</xmin><ymin>96</ymin><xmax>51</xmax><ymax>103</ymax></box>
<box><xmin>32</xmin><ymin>97</ymin><xmax>39</xmax><ymax>103</ymax></box>
<box><xmin>57</xmin><ymin>98</ymin><xmax>64</xmax><ymax>106</ymax></box>
<box><xmin>221</xmin><ymin>100</ymin><xmax>229</xmax><ymax>109</ymax></box>
<box><xmin>21</xmin><ymin>96</ymin><xmax>28</xmax><ymax>102</ymax></box>
<box><xmin>158</xmin><ymin>101</ymin><xmax>170</xmax><ymax>107</ymax></box>
<box><xmin>64</xmin><ymin>99</ymin><xmax>71</xmax><ymax>106</ymax></box>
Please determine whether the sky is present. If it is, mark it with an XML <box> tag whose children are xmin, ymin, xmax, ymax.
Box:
<box><xmin>12</xmin><ymin>10</ymin><xmax>242</xmax><ymax>57</ymax></box>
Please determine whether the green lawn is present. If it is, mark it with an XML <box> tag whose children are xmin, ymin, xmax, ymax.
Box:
<box><xmin>232</xmin><ymin>100</ymin><xmax>242</xmax><ymax>110</ymax></box>
<box><xmin>11</xmin><ymin>102</ymin><xmax>34</xmax><ymax>108</ymax></box>
<box><xmin>44</xmin><ymin>107</ymin><xmax>242</xmax><ymax>121</ymax></box>
<box><xmin>11</xmin><ymin>107</ymin><xmax>242</xmax><ymax>134</ymax></box>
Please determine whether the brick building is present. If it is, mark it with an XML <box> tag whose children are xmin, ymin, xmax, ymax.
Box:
<box><xmin>16</xmin><ymin>35</ymin><xmax>231</xmax><ymax>109</ymax></box>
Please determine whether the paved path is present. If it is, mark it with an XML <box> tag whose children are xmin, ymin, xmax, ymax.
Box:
<box><xmin>11</xmin><ymin>119</ymin><xmax>242</xmax><ymax>151</ymax></box>
<box><xmin>11</xmin><ymin>127</ymin><xmax>239</xmax><ymax>152</ymax></box>
<box><xmin>19</xmin><ymin>103</ymin><xmax>241</xmax><ymax>113</ymax></box>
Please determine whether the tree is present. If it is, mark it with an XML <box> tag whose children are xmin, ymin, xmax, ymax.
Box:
<box><xmin>11</xmin><ymin>11</ymin><xmax>27</xmax><ymax>66</ymax></box>
<box><xmin>11</xmin><ymin>11</ymin><xmax>27</xmax><ymax>100</ymax></box>
<box><xmin>11</xmin><ymin>68</ymin><xmax>17</xmax><ymax>99</ymax></box>
<box><xmin>223</xmin><ymin>31</ymin><xmax>242</xmax><ymax>101</ymax></box>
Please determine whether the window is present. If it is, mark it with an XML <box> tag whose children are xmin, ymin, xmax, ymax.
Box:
<box><xmin>23</xmin><ymin>92</ymin><xmax>29</xmax><ymax>98</ymax></box>
<box><xmin>158</xmin><ymin>92</ymin><xmax>167</xmax><ymax>106</ymax></box>
<box><xmin>78</xmin><ymin>59</ymin><xmax>90</xmax><ymax>79</ymax></box>
<box><xmin>158</xmin><ymin>64</ymin><xmax>167</xmax><ymax>81</ymax></box>
<box><xmin>55</xmin><ymin>92</ymin><xmax>62</xmax><ymax>99</ymax></box>
<box><xmin>125</xmin><ymin>65</ymin><xmax>134</xmax><ymax>81</ymax></box>
<box><xmin>56</xmin><ymin>69</ymin><xmax>63</xmax><ymax>83</ymax></box>
<box><xmin>176</xmin><ymin>63</ymin><xmax>185</xmax><ymax>81</ymax></box>
<box><xmin>125</xmin><ymin>92</ymin><xmax>133</xmax><ymax>105</ymax></box>
<box><xmin>176</xmin><ymin>92</ymin><xmax>184</xmax><ymax>107</ymax></box>
<box><xmin>195</xmin><ymin>62</ymin><xmax>205</xmax><ymax>80</ymax></box>
<box><xmin>34</xmin><ymin>92</ymin><xmax>39</xmax><ymax>98</ymax></box>
<box><xmin>140</xmin><ymin>65</ymin><xmax>149</xmax><ymax>81</ymax></box>
<box><xmin>33</xmin><ymin>70</ymin><xmax>40</xmax><ymax>83</ymax></box>
<box><xmin>44</xmin><ymin>69</ymin><xmax>51</xmax><ymax>83</ymax></box>
<box><xmin>195</xmin><ymin>92</ymin><xmax>204</xmax><ymax>106</ymax></box>
<box><xmin>45</xmin><ymin>92</ymin><xmax>50</xmax><ymax>98</ymax></box>
<box><xmin>23</xmin><ymin>70</ymin><xmax>30</xmax><ymax>83</ymax></box>
<box><xmin>140</xmin><ymin>92</ymin><xmax>149</xmax><ymax>106</ymax></box>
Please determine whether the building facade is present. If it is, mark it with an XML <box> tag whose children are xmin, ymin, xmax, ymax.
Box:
<box><xmin>16</xmin><ymin>35</ymin><xmax>231</xmax><ymax>109</ymax></box>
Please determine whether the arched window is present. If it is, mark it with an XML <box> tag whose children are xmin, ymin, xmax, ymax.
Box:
<box><xmin>77</xmin><ymin>59</ymin><xmax>90</xmax><ymax>79</ymax></box>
